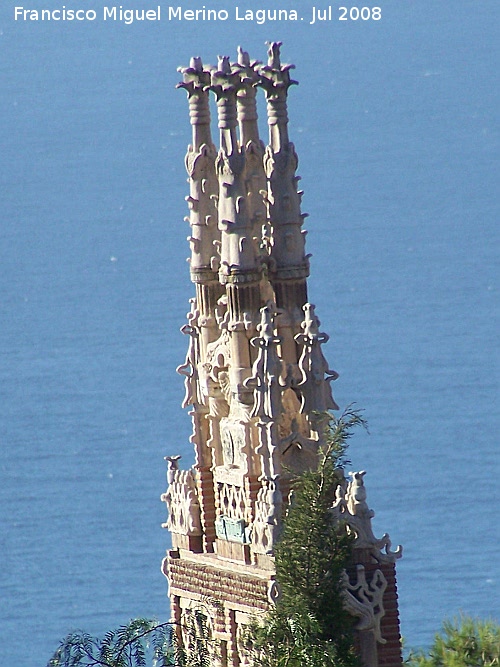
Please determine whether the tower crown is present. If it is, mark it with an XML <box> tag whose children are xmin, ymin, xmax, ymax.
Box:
<box><xmin>169</xmin><ymin>41</ymin><xmax>336</xmax><ymax>563</ymax></box>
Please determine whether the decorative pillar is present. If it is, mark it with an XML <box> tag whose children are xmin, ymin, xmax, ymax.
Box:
<box><xmin>176</xmin><ymin>57</ymin><xmax>225</xmax><ymax>552</ymax></box>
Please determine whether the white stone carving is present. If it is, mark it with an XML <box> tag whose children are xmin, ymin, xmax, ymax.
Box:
<box><xmin>162</xmin><ymin>466</ymin><xmax>202</xmax><ymax>537</ymax></box>
<box><xmin>219</xmin><ymin>419</ymin><xmax>248</xmax><ymax>469</ymax></box>
<box><xmin>342</xmin><ymin>565</ymin><xmax>387</xmax><ymax>644</ymax></box>
<box><xmin>217</xmin><ymin>481</ymin><xmax>247</xmax><ymax>522</ymax></box>
<box><xmin>189</xmin><ymin>407</ymin><xmax>212</xmax><ymax>469</ymax></box>
<box><xmin>258</xmin><ymin>42</ymin><xmax>311</xmax><ymax>283</ymax></box>
<box><xmin>211</xmin><ymin>57</ymin><xmax>260</xmax><ymax>284</ymax></box>
<box><xmin>179</xmin><ymin>602</ymin><xmax>218</xmax><ymax>666</ymax></box>
<box><xmin>177</xmin><ymin>57</ymin><xmax>220</xmax><ymax>278</ymax></box>
<box><xmin>165</xmin><ymin>455</ymin><xmax>182</xmax><ymax>485</ymax></box>
<box><xmin>236</xmin><ymin>623</ymin><xmax>253</xmax><ymax>667</ymax></box>
<box><xmin>176</xmin><ymin>298</ymin><xmax>201</xmax><ymax>409</ymax></box>
<box><xmin>234</xmin><ymin>47</ymin><xmax>267</xmax><ymax>244</ymax></box>
<box><xmin>279</xmin><ymin>417</ymin><xmax>320</xmax><ymax>473</ymax></box>
<box><xmin>251</xmin><ymin>478</ymin><xmax>282</xmax><ymax>555</ymax></box>
<box><xmin>267</xmin><ymin>579</ymin><xmax>282</xmax><ymax>604</ymax></box>
<box><xmin>331</xmin><ymin>471</ymin><xmax>403</xmax><ymax>564</ymax></box>
<box><xmin>258</xmin><ymin>41</ymin><xmax>297</xmax><ymax>154</ymax></box>
<box><xmin>244</xmin><ymin>304</ymin><xmax>285</xmax><ymax>421</ymax></box>
<box><xmin>204</xmin><ymin>329</ymin><xmax>232</xmax><ymax>381</ymax></box>
<box><xmin>294</xmin><ymin>303</ymin><xmax>339</xmax><ymax>414</ymax></box>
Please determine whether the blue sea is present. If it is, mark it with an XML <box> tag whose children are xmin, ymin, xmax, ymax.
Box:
<box><xmin>0</xmin><ymin>1</ymin><xmax>498</xmax><ymax>664</ymax></box>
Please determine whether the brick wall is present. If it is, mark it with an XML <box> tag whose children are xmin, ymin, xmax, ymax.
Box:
<box><xmin>165</xmin><ymin>551</ymin><xmax>403</xmax><ymax>667</ymax></box>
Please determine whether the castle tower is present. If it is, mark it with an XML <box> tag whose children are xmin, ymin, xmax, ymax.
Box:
<box><xmin>162</xmin><ymin>43</ymin><xmax>403</xmax><ymax>667</ymax></box>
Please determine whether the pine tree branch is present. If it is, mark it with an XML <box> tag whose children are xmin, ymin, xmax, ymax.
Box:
<box><xmin>114</xmin><ymin>621</ymin><xmax>176</xmax><ymax>666</ymax></box>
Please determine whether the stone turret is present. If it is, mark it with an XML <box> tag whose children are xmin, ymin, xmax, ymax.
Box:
<box><xmin>162</xmin><ymin>43</ymin><xmax>403</xmax><ymax>667</ymax></box>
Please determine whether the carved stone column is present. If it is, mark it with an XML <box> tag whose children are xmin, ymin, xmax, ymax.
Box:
<box><xmin>258</xmin><ymin>42</ymin><xmax>310</xmax><ymax>377</ymax></box>
<box><xmin>177</xmin><ymin>57</ymin><xmax>223</xmax><ymax>355</ymax></box>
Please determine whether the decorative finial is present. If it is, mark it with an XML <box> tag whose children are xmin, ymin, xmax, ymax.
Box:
<box><xmin>177</xmin><ymin>56</ymin><xmax>211</xmax><ymax>93</ymax></box>
<box><xmin>266</xmin><ymin>41</ymin><xmax>282</xmax><ymax>69</ymax></box>
<box><xmin>259</xmin><ymin>41</ymin><xmax>297</xmax><ymax>90</ymax></box>
<box><xmin>217</xmin><ymin>54</ymin><xmax>231</xmax><ymax>75</ymax></box>
<box><xmin>190</xmin><ymin>56</ymin><xmax>203</xmax><ymax>72</ymax></box>
<box><xmin>164</xmin><ymin>454</ymin><xmax>182</xmax><ymax>484</ymax></box>
<box><xmin>237</xmin><ymin>46</ymin><xmax>250</xmax><ymax>67</ymax></box>
<box><xmin>301</xmin><ymin>303</ymin><xmax>321</xmax><ymax>338</ymax></box>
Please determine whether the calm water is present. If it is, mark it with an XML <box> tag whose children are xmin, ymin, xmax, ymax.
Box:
<box><xmin>0</xmin><ymin>1</ymin><xmax>498</xmax><ymax>664</ymax></box>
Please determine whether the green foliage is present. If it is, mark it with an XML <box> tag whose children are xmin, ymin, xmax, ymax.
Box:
<box><xmin>406</xmin><ymin>616</ymin><xmax>500</xmax><ymax>667</ymax></box>
<box><xmin>47</xmin><ymin>617</ymin><xmax>208</xmax><ymax>667</ymax></box>
<box><xmin>247</xmin><ymin>407</ymin><xmax>366</xmax><ymax>667</ymax></box>
<box><xmin>48</xmin><ymin>618</ymin><xmax>173</xmax><ymax>667</ymax></box>
<box><xmin>175</xmin><ymin>609</ymin><xmax>212</xmax><ymax>667</ymax></box>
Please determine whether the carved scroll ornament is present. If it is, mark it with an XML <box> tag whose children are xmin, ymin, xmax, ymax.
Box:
<box><xmin>294</xmin><ymin>303</ymin><xmax>339</xmax><ymax>414</ymax></box>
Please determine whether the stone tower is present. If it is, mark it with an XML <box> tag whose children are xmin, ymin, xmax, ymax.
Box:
<box><xmin>162</xmin><ymin>43</ymin><xmax>403</xmax><ymax>667</ymax></box>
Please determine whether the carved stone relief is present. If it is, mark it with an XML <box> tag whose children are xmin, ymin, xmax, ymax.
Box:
<box><xmin>244</xmin><ymin>304</ymin><xmax>286</xmax><ymax>421</ymax></box>
<box><xmin>294</xmin><ymin>303</ymin><xmax>339</xmax><ymax>414</ymax></box>
<box><xmin>251</xmin><ymin>478</ymin><xmax>282</xmax><ymax>555</ymax></box>
<box><xmin>162</xmin><ymin>466</ymin><xmax>202</xmax><ymax>537</ymax></box>
<box><xmin>219</xmin><ymin>419</ymin><xmax>248</xmax><ymax>469</ymax></box>
<box><xmin>342</xmin><ymin>565</ymin><xmax>388</xmax><ymax>644</ymax></box>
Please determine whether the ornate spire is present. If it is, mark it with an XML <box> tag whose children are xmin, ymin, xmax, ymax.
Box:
<box><xmin>258</xmin><ymin>41</ymin><xmax>310</xmax><ymax>317</ymax></box>
<box><xmin>170</xmin><ymin>46</ymin><xmax>343</xmax><ymax>560</ymax></box>
<box><xmin>258</xmin><ymin>41</ymin><xmax>297</xmax><ymax>152</ymax></box>
<box><xmin>234</xmin><ymin>46</ymin><xmax>262</xmax><ymax>146</ymax></box>
<box><xmin>210</xmin><ymin>55</ymin><xmax>260</xmax><ymax>282</ymax></box>
<box><xmin>210</xmin><ymin>55</ymin><xmax>241</xmax><ymax>157</ymax></box>
<box><xmin>177</xmin><ymin>56</ymin><xmax>213</xmax><ymax>151</ymax></box>
<box><xmin>164</xmin><ymin>45</ymin><xmax>404</xmax><ymax>667</ymax></box>
<box><xmin>234</xmin><ymin>47</ymin><xmax>268</xmax><ymax>254</ymax></box>
<box><xmin>177</xmin><ymin>56</ymin><xmax>220</xmax><ymax>281</ymax></box>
